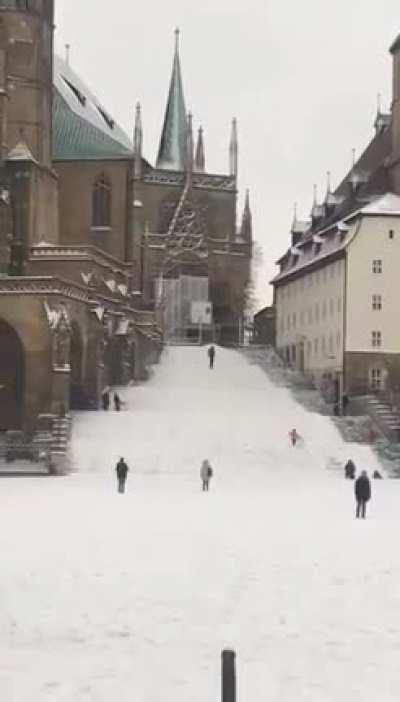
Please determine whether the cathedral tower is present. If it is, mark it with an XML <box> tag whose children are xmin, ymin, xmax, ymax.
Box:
<box><xmin>0</xmin><ymin>0</ymin><xmax>54</xmax><ymax>165</ymax></box>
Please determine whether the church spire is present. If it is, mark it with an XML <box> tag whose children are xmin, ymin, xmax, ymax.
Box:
<box><xmin>133</xmin><ymin>101</ymin><xmax>143</xmax><ymax>180</ymax></box>
<box><xmin>156</xmin><ymin>28</ymin><xmax>187</xmax><ymax>171</ymax></box>
<box><xmin>240</xmin><ymin>189</ymin><xmax>252</xmax><ymax>241</ymax></box>
<box><xmin>229</xmin><ymin>117</ymin><xmax>238</xmax><ymax>178</ymax></box>
<box><xmin>194</xmin><ymin>126</ymin><xmax>205</xmax><ymax>172</ymax></box>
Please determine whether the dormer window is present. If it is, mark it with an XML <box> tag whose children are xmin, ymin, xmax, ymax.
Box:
<box><xmin>97</xmin><ymin>106</ymin><xmax>115</xmax><ymax>130</ymax></box>
<box><xmin>62</xmin><ymin>76</ymin><xmax>86</xmax><ymax>107</ymax></box>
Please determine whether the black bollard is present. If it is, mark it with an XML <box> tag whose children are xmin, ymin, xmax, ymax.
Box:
<box><xmin>222</xmin><ymin>649</ymin><xmax>236</xmax><ymax>702</ymax></box>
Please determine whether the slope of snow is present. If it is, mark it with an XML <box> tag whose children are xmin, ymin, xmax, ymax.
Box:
<box><xmin>1</xmin><ymin>346</ymin><xmax>399</xmax><ymax>701</ymax></box>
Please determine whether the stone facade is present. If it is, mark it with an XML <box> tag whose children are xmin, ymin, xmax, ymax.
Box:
<box><xmin>0</xmin><ymin>1</ymin><xmax>161</xmax><ymax>431</ymax></box>
<box><xmin>52</xmin><ymin>33</ymin><xmax>252</xmax><ymax>346</ymax></box>
<box><xmin>272</xmin><ymin>33</ymin><xmax>400</xmax><ymax>406</ymax></box>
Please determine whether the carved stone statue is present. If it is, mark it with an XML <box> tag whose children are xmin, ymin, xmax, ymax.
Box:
<box><xmin>53</xmin><ymin>315</ymin><xmax>71</xmax><ymax>369</ymax></box>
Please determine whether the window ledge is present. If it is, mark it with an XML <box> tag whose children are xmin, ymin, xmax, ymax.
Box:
<box><xmin>91</xmin><ymin>226</ymin><xmax>112</xmax><ymax>232</ymax></box>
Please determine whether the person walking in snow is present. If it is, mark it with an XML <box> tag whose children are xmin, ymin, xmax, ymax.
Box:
<box><xmin>355</xmin><ymin>470</ymin><xmax>371</xmax><ymax>519</ymax></box>
<box><xmin>114</xmin><ymin>392</ymin><xmax>121</xmax><ymax>412</ymax></box>
<box><xmin>200</xmin><ymin>459</ymin><xmax>213</xmax><ymax>491</ymax></box>
<box><xmin>289</xmin><ymin>428</ymin><xmax>300</xmax><ymax>447</ymax></box>
<box><xmin>344</xmin><ymin>459</ymin><xmax>356</xmax><ymax>480</ymax></box>
<box><xmin>115</xmin><ymin>457</ymin><xmax>129</xmax><ymax>494</ymax></box>
<box><xmin>208</xmin><ymin>345</ymin><xmax>216</xmax><ymax>370</ymax></box>
<box><xmin>102</xmin><ymin>389</ymin><xmax>110</xmax><ymax>411</ymax></box>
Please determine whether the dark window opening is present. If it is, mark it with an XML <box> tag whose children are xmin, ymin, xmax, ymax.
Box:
<box><xmin>389</xmin><ymin>230</ymin><xmax>395</xmax><ymax>239</ymax></box>
<box><xmin>92</xmin><ymin>174</ymin><xmax>111</xmax><ymax>228</ymax></box>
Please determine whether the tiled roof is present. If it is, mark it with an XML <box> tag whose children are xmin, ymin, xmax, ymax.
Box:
<box><xmin>52</xmin><ymin>55</ymin><xmax>132</xmax><ymax>161</ymax></box>
<box><xmin>272</xmin><ymin>192</ymin><xmax>400</xmax><ymax>284</ymax></box>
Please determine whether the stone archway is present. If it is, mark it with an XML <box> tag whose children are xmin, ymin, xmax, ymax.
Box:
<box><xmin>0</xmin><ymin>320</ymin><xmax>24</xmax><ymax>430</ymax></box>
<box><xmin>69</xmin><ymin>321</ymin><xmax>84</xmax><ymax>409</ymax></box>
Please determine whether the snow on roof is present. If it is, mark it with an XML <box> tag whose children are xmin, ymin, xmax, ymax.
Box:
<box><xmin>7</xmin><ymin>140</ymin><xmax>37</xmax><ymax>163</ymax></box>
<box><xmin>292</xmin><ymin>219</ymin><xmax>310</xmax><ymax>234</ymax></box>
<box><xmin>53</xmin><ymin>55</ymin><xmax>132</xmax><ymax>154</ymax></box>
<box><xmin>272</xmin><ymin>192</ymin><xmax>400</xmax><ymax>285</ymax></box>
<box><xmin>357</xmin><ymin>192</ymin><xmax>400</xmax><ymax>216</ymax></box>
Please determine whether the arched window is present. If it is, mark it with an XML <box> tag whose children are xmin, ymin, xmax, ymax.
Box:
<box><xmin>92</xmin><ymin>173</ymin><xmax>111</xmax><ymax>228</ymax></box>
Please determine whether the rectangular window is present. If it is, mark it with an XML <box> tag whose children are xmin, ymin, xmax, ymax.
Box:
<box><xmin>372</xmin><ymin>331</ymin><xmax>382</xmax><ymax>348</ymax></box>
<box><xmin>314</xmin><ymin>338</ymin><xmax>319</xmax><ymax>355</ymax></box>
<box><xmin>370</xmin><ymin>368</ymin><xmax>382</xmax><ymax>390</ymax></box>
<box><xmin>372</xmin><ymin>294</ymin><xmax>382</xmax><ymax>310</ymax></box>
<box><xmin>372</xmin><ymin>260</ymin><xmax>382</xmax><ymax>274</ymax></box>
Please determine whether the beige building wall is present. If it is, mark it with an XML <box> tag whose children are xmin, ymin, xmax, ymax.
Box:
<box><xmin>276</xmin><ymin>258</ymin><xmax>345</xmax><ymax>376</ymax></box>
<box><xmin>346</xmin><ymin>215</ymin><xmax>400</xmax><ymax>353</ymax></box>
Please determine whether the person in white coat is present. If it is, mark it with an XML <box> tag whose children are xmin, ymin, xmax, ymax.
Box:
<box><xmin>200</xmin><ymin>459</ymin><xmax>213</xmax><ymax>491</ymax></box>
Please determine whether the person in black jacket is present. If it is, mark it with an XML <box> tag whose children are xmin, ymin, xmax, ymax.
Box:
<box><xmin>208</xmin><ymin>345</ymin><xmax>216</xmax><ymax>369</ymax></box>
<box><xmin>115</xmin><ymin>457</ymin><xmax>129</xmax><ymax>494</ymax></box>
<box><xmin>344</xmin><ymin>459</ymin><xmax>356</xmax><ymax>480</ymax></box>
<box><xmin>354</xmin><ymin>470</ymin><xmax>371</xmax><ymax>518</ymax></box>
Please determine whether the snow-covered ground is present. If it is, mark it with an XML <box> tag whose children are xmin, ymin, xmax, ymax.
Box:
<box><xmin>1</xmin><ymin>346</ymin><xmax>400</xmax><ymax>701</ymax></box>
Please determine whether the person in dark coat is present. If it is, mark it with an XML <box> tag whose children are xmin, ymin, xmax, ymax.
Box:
<box><xmin>115</xmin><ymin>457</ymin><xmax>129</xmax><ymax>493</ymax></box>
<box><xmin>344</xmin><ymin>459</ymin><xmax>356</xmax><ymax>480</ymax></box>
<box><xmin>200</xmin><ymin>459</ymin><xmax>213</xmax><ymax>491</ymax></box>
<box><xmin>354</xmin><ymin>470</ymin><xmax>371</xmax><ymax>518</ymax></box>
<box><xmin>102</xmin><ymin>390</ymin><xmax>110</xmax><ymax>411</ymax></box>
<box><xmin>114</xmin><ymin>392</ymin><xmax>121</xmax><ymax>412</ymax></box>
<box><xmin>208</xmin><ymin>345</ymin><xmax>216</xmax><ymax>369</ymax></box>
<box><xmin>289</xmin><ymin>428</ymin><xmax>300</xmax><ymax>446</ymax></box>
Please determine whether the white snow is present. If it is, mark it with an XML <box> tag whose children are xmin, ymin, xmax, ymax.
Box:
<box><xmin>1</xmin><ymin>346</ymin><xmax>399</xmax><ymax>701</ymax></box>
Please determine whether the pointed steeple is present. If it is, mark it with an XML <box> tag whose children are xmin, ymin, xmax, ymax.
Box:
<box><xmin>185</xmin><ymin>112</ymin><xmax>194</xmax><ymax>183</ymax></box>
<box><xmin>229</xmin><ymin>118</ymin><xmax>238</xmax><ymax>177</ymax></box>
<box><xmin>194</xmin><ymin>126</ymin><xmax>205</xmax><ymax>172</ymax></box>
<box><xmin>133</xmin><ymin>101</ymin><xmax>143</xmax><ymax>180</ymax></box>
<box><xmin>240</xmin><ymin>189</ymin><xmax>252</xmax><ymax>242</ymax></box>
<box><xmin>156</xmin><ymin>29</ymin><xmax>187</xmax><ymax>171</ymax></box>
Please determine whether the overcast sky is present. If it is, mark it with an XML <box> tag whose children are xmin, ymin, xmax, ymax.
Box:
<box><xmin>54</xmin><ymin>1</ymin><xmax>400</xmax><ymax>305</ymax></box>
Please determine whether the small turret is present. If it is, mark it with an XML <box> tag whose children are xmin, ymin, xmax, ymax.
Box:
<box><xmin>240</xmin><ymin>189</ymin><xmax>252</xmax><ymax>242</ymax></box>
<box><xmin>194</xmin><ymin>126</ymin><xmax>205</xmax><ymax>172</ymax></box>
<box><xmin>229</xmin><ymin>118</ymin><xmax>238</xmax><ymax>178</ymax></box>
<box><xmin>133</xmin><ymin>101</ymin><xmax>143</xmax><ymax>180</ymax></box>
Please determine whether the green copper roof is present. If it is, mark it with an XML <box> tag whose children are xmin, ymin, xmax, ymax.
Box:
<box><xmin>52</xmin><ymin>55</ymin><xmax>133</xmax><ymax>161</ymax></box>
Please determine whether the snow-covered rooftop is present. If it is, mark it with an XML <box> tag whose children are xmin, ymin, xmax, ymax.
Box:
<box><xmin>53</xmin><ymin>55</ymin><xmax>132</xmax><ymax>159</ymax></box>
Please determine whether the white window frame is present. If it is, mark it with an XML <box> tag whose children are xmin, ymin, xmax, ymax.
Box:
<box><xmin>372</xmin><ymin>294</ymin><xmax>382</xmax><ymax>311</ymax></box>
<box><xmin>372</xmin><ymin>331</ymin><xmax>382</xmax><ymax>348</ymax></box>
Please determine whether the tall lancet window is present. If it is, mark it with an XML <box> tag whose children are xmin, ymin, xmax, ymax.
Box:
<box><xmin>92</xmin><ymin>173</ymin><xmax>111</xmax><ymax>228</ymax></box>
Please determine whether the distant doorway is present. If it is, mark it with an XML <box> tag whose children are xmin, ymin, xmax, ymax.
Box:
<box><xmin>0</xmin><ymin>320</ymin><xmax>24</xmax><ymax>430</ymax></box>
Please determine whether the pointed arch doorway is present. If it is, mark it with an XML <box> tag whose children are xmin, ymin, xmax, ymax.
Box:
<box><xmin>0</xmin><ymin>320</ymin><xmax>24</xmax><ymax>430</ymax></box>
